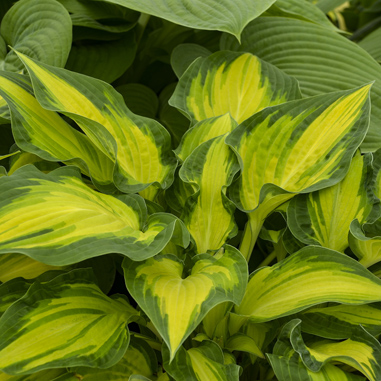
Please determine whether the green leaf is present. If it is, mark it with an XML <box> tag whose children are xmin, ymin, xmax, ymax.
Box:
<box><xmin>0</xmin><ymin>165</ymin><xmax>188</xmax><ymax>265</ymax></box>
<box><xmin>0</xmin><ymin>369</ymin><xmax>69</xmax><ymax>381</ymax></box>
<box><xmin>225</xmin><ymin>333</ymin><xmax>264</xmax><ymax>358</ymax></box>
<box><xmin>16</xmin><ymin>52</ymin><xmax>176</xmax><ymax>197</ymax></box>
<box><xmin>235</xmin><ymin>246</ymin><xmax>381</xmax><ymax>322</ymax></box>
<box><xmin>91</xmin><ymin>0</ymin><xmax>276</xmax><ymax>40</ymax></box>
<box><xmin>162</xmin><ymin>341</ymin><xmax>240</xmax><ymax>380</ymax></box>
<box><xmin>287</xmin><ymin>151</ymin><xmax>379</xmax><ymax>252</ymax></box>
<box><xmin>0</xmin><ymin>71</ymin><xmax>116</xmax><ymax>192</ymax></box>
<box><xmin>299</xmin><ymin>303</ymin><xmax>381</xmax><ymax>340</ymax></box>
<box><xmin>359</xmin><ymin>27</ymin><xmax>381</xmax><ymax>62</ymax></box>
<box><xmin>123</xmin><ymin>245</ymin><xmax>248</xmax><ymax>360</ymax></box>
<box><xmin>0</xmin><ymin>269</ymin><xmax>139</xmax><ymax>375</ymax></box>
<box><xmin>1</xmin><ymin>0</ymin><xmax>72</xmax><ymax>71</ymax></box>
<box><xmin>226</xmin><ymin>85</ymin><xmax>371</xmax><ymax>259</ymax></box>
<box><xmin>179</xmin><ymin>134</ymin><xmax>240</xmax><ymax>253</ymax></box>
<box><xmin>278</xmin><ymin>319</ymin><xmax>381</xmax><ymax>381</ymax></box>
<box><xmin>220</xmin><ymin>16</ymin><xmax>381</xmax><ymax>152</ymax></box>
<box><xmin>73</xmin><ymin>337</ymin><xmax>157</xmax><ymax>380</ymax></box>
<box><xmin>170</xmin><ymin>51</ymin><xmax>301</xmax><ymax>124</ymax></box>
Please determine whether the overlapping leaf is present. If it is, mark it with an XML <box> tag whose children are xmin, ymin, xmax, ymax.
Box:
<box><xmin>170</xmin><ymin>51</ymin><xmax>301</xmax><ymax>124</ymax></box>
<box><xmin>123</xmin><ymin>245</ymin><xmax>248</xmax><ymax>360</ymax></box>
<box><xmin>235</xmin><ymin>246</ymin><xmax>381</xmax><ymax>322</ymax></box>
<box><xmin>16</xmin><ymin>52</ymin><xmax>176</xmax><ymax>197</ymax></box>
<box><xmin>0</xmin><ymin>269</ymin><xmax>139</xmax><ymax>375</ymax></box>
<box><xmin>0</xmin><ymin>165</ymin><xmax>188</xmax><ymax>265</ymax></box>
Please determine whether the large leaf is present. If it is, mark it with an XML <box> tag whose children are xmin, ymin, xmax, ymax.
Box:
<box><xmin>91</xmin><ymin>0</ymin><xmax>276</xmax><ymax>40</ymax></box>
<box><xmin>0</xmin><ymin>71</ymin><xmax>116</xmax><ymax>192</ymax></box>
<box><xmin>0</xmin><ymin>269</ymin><xmax>139</xmax><ymax>375</ymax></box>
<box><xmin>287</xmin><ymin>151</ymin><xmax>379</xmax><ymax>252</ymax></box>
<box><xmin>16</xmin><ymin>52</ymin><xmax>176</xmax><ymax>197</ymax></box>
<box><xmin>235</xmin><ymin>246</ymin><xmax>381</xmax><ymax>322</ymax></box>
<box><xmin>123</xmin><ymin>245</ymin><xmax>248</xmax><ymax>360</ymax></box>
<box><xmin>0</xmin><ymin>165</ymin><xmax>188</xmax><ymax>265</ymax></box>
<box><xmin>221</xmin><ymin>16</ymin><xmax>381</xmax><ymax>152</ymax></box>
<box><xmin>226</xmin><ymin>85</ymin><xmax>371</xmax><ymax>259</ymax></box>
<box><xmin>179</xmin><ymin>134</ymin><xmax>240</xmax><ymax>253</ymax></box>
<box><xmin>1</xmin><ymin>0</ymin><xmax>72</xmax><ymax>71</ymax></box>
<box><xmin>162</xmin><ymin>340</ymin><xmax>240</xmax><ymax>380</ymax></box>
<box><xmin>0</xmin><ymin>369</ymin><xmax>68</xmax><ymax>381</ymax></box>
<box><xmin>358</xmin><ymin>27</ymin><xmax>381</xmax><ymax>63</ymax></box>
<box><xmin>170</xmin><ymin>51</ymin><xmax>301</xmax><ymax>124</ymax></box>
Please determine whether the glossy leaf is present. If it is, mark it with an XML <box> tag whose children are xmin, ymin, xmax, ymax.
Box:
<box><xmin>0</xmin><ymin>165</ymin><xmax>188</xmax><ymax>265</ymax></box>
<box><xmin>170</xmin><ymin>51</ymin><xmax>301</xmax><ymax>124</ymax></box>
<box><xmin>0</xmin><ymin>269</ymin><xmax>139</xmax><ymax>375</ymax></box>
<box><xmin>235</xmin><ymin>246</ymin><xmax>381</xmax><ymax>322</ymax></box>
<box><xmin>123</xmin><ymin>245</ymin><xmax>248</xmax><ymax>360</ymax></box>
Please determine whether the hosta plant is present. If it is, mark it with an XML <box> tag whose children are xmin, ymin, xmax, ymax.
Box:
<box><xmin>1</xmin><ymin>0</ymin><xmax>381</xmax><ymax>380</ymax></box>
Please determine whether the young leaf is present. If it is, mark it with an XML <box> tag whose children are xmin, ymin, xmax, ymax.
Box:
<box><xmin>123</xmin><ymin>245</ymin><xmax>248</xmax><ymax>360</ymax></box>
<box><xmin>235</xmin><ymin>246</ymin><xmax>381</xmax><ymax>322</ymax></box>
<box><xmin>93</xmin><ymin>0</ymin><xmax>276</xmax><ymax>40</ymax></box>
<box><xmin>0</xmin><ymin>165</ymin><xmax>188</xmax><ymax>265</ymax></box>
<box><xmin>0</xmin><ymin>269</ymin><xmax>139</xmax><ymax>375</ymax></box>
<box><xmin>287</xmin><ymin>151</ymin><xmax>379</xmax><ymax>252</ymax></box>
<box><xmin>15</xmin><ymin>52</ymin><xmax>176</xmax><ymax>196</ymax></box>
<box><xmin>170</xmin><ymin>51</ymin><xmax>301</xmax><ymax>124</ymax></box>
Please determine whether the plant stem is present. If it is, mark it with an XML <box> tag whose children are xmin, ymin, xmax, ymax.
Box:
<box><xmin>257</xmin><ymin>249</ymin><xmax>277</xmax><ymax>269</ymax></box>
<box><xmin>239</xmin><ymin>211</ymin><xmax>264</xmax><ymax>262</ymax></box>
<box><xmin>136</xmin><ymin>13</ymin><xmax>151</xmax><ymax>45</ymax></box>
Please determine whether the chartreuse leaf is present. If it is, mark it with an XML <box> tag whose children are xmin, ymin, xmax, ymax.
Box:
<box><xmin>287</xmin><ymin>151</ymin><xmax>378</xmax><ymax>252</ymax></box>
<box><xmin>299</xmin><ymin>303</ymin><xmax>381</xmax><ymax>339</ymax></box>
<box><xmin>0</xmin><ymin>269</ymin><xmax>139</xmax><ymax>375</ymax></box>
<box><xmin>162</xmin><ymin>340</ymin><xmax>240</xmax><ymax>380</ymax></box>
<box><xmin>72</xmin><ymin>337</ymin><xmax>157</xmax><ymax>380</ymax></box>
<box><xmin>235</xmin><ymin>246</ymin><xmax>381</xmax><ymax>322</ymax></box>
<box><xmin>0</xmin><ymin>71</ymin><xmax>116</xmax><ymax>192</ymax></box>
<box><xmin>123</xmin><ymin>245</ymin><xmax>248</xmax><ymax>360</ymax></box>
<box><xmin>179</xmin><ymin>135</ymin><xmax>240</xmax><ymax>253</ymax></box>
<box><xmin>1</xmin><ymin>0</ymin><xmax>72</xmax><ymax>72</ymax></box>
<box><xmin>93</xmin><ymin>0</ymin><xmax>275</xmax><ymax>40</ymax></box>
<box><xmin>279</xmin><ymin>319</ymin><xmax>381</xmax><ymax>381</ymax></box>
<box><xmin>15</xmin><ymin>52</ymin><xmax>176</xmax><ymax>198</ymax></box>
<box><xmin>226</xmin><ymin>85</ymin><xmax>370</xmax><ymax>260</ymax></box>
<box><xmin>220</xmin><ymin>16</ymin><xmax>381</xmax><ymax>152</ymax></box>
<box><xmin>0</xmin><ymin>254</ymin><xmax>64</xmax><ymax>283</ymax></box>
<box><xmin>0</xmin><ymin>369</ymin><xmax>68</xmax><ymax>380</ymax></box>
<box><xmin>170</xmin><ymin>51</ymin><xmax>301</xmax><ymax>124</ymax></box>
<box><xmin>0</xmin><ymin>165</ymin><xmax>188</xmax><ymax>265</ymax></box>
<box><xmin>268</xmin><ymin>320</ymin><xmax>366</xmax><ymax>381</ymax></box>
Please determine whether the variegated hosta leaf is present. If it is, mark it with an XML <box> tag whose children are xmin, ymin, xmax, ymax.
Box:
<box><xmin>0</xmin><ymin>269</ymin><xmax>139</xmax><ymax>375</ymax></box>
<box><xmin>225</xmin><ymin>333</ymin><xmax>264</xmax><ymax>358</ymax></box>
<box><xmin>278</xmin><ymin>319</ymin><xmax>381</xmax><ymax>381</ymax></box>
<box><xmin>299</xmin><ymin>303</ymin><xmax>381</xmax><ymax>340</ymax></box>
<box><xmin>0</xmin><ymin>0</ymin><xmax>72</xmax><ymax>71</ymax></box>
<box><xmin>169</xmin><ymin>51</ymin><xmax>301</xmax><ymax>124</ymax></box>
<box><xmin>162</xmin><ymin>340</ymin><xmax>240</xmax><ymax>380</ymax></box>
<box><xmin>72</xmin><ymin>337</ymin><xmax>157</xmax><ymax>380</ymax></box>
<box><xmin>373</xmin><ymin>148</ymin><xmax>381</xmax><ymax>199</ymax></box>
<box><xmin>16</xmin><ymin>52</ymin><xmax>176</xmax><ymax>197</ymax></box>
<box><xmin>226</xmin><ymin>85</ymin><xmax>371</xmax><ymax>259</ymax></box>
<box><xmin>0</xmin><ymin>165</ymin><xmax>188</xmax><ymax>265</ymax></box>
<box><xmin>0</xmin><ymin>278</ymin><xmax>31</xmax><ymax>317</ymax></box>
<box><xmin>235</xmin><ymin>246</ymin><xmax>381</xmax><ymax>322</ymax></box>
<box><xmin>349</xmin><ymin>220</ymin><xmax>381</xmax><ymax>268</ymax></box>
<box><xmin>287</xmin><ymin>151</ymin><xmax>379</xmax><ymax>252</ymax></box>
<box><xmin>94</xmin><ymin>0</ymin><xmax>275</xmax><ymax>40</ymax></box>
<box><xmin>123</xmin><ymin>245</ymin><xmax>248</xmax><ymax>360</ymax></box>
<box><xmin>179</xmin><ymin>135</ymin><xmax>240</xmax><ymax>253</ymax></box>
<box><xmin>0</xmin><ymin>369</ymin><xmax>68</xmax><ymax>381</ymax></box>
<box><xmin>0</xmin><ymin>253</ymin><xmax>64</xmax><ymax>283</ymax></box>
<box><xmin>174</xmin><ymin>114</ymin><xmax>237</xmax><ymax>162</ymax></box>
<box><xmin>268</xmin><ymin>320</ymin><xmax>366</xmax><ymax>381</ymax></box>
<box><xmin>0</xmin><ymin>71</ymin><xmax>115</xmax><ymax>192</ymax></box>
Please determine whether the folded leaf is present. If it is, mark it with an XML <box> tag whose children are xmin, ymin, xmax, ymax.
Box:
<box><xmin>287</xmin><ymin>151</ymin><xmax>379</xmax><ymax>252</ymax></box>
<box><xmin>162</xmin><ymin>341</ymin><xmax>240</xmax><ymax>380</ymax></box>
<box><xmin>170</xmin><ymin>51</ymin><xmax>301</xmax><ymax>124</ymax></box>
<box><xmin>0</xmin><ymin>165</ymin><xmax>188</xmax><ymax>265</ymax></box>
<box><xmin>235</xmin><ymin>246</ymin><xmax>381</xmax><ymax>322</ymax></box>
<box><xmin>123</xmin><ymin>245</ymin><xmax>248</xmax><ymax>360</ymax></box>
<box><xmin>16</xmin><ymin>52</ymin><xmax>176</xmax><ymax>196</ymax></box>
<box><xmin>0</xmin><ymin>269</ymin><xmax>139</xmax><ymax>375</ymax></box>
<box><xmin>94</xmin><ymin>0</ymin><xmax>276</xmax><ymax>40</ymax></box>
<box><xmin>226</xmin><ymin>85</ymin><xmax>371</xmax><ymax>259</ymax></box>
